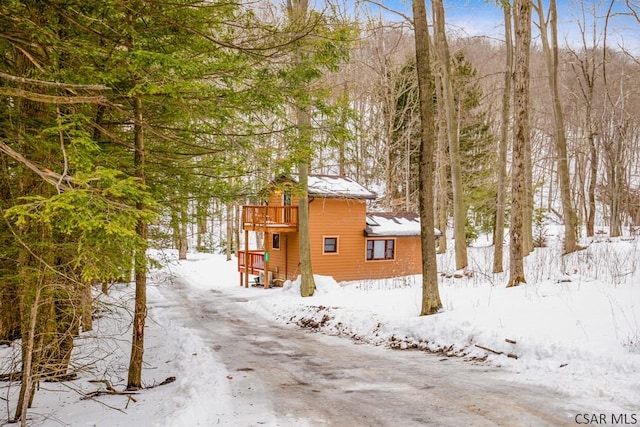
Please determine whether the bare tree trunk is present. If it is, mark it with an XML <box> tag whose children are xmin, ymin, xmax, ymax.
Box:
<box><xmin>178</xmin><ymin>199</ymin><xmax>188</xmax><ymax>260</ymax></box>
<box><xmin>434</xmin><ymin>73</ymin><xmax>448</xmax><ymax>254</ymax></box>
<box><xmin>234</xmin><ymin>203</ymin><xmax>241</xmax><ymax>257</ymax></box>
<box><xmin>81</xmin><ymin>282</ymin><xmax>92</xmax><ymax>332</ymax></box>
<box><xmin>127</xmin><ymin>93</ymin><xmax>147</xmax><ymax>390</ymax></box>
<box><xmin>535</xmin><ymin>0</ymin><xmax>579</xmax><ymax>253</ymax></box>
<box><xmin>436</xmin><ymin>132</ymin><xmax>448</xmax><ymax>254</ymax></box>
<box><xmin>507</xmin><ymin>0</ymin><xmax>531</xmax><ymax>287</ymax></box>
<box><xmin>610</xmin><ymin>130</ymin><xmax>624</xmax><ymax>237</ymax></box>
<box><xmin>383</xmin><ymin>61</ymin><xmax>398</xmax><ymax>211</ymax></box>
<box><xmin>523</xmin><ymin>125</ymin><xmax>534</xmax><ymax>255</ymax></box>
<box><xmin>587</xmin><ymin>134</ymin><xmax>597</xmax><ymax>236</ymax></box>
<box><xmin>226</xmin><ymin>203</ymin><xmax>233</xmax><ymax>261</ymax></box>
<box><xmin>433</xmin><ymin>0</ymin><xmax>467</xmax><ymax>271</ymax></box>
<box><xmin>298</xmin><ymin>132</ymin><xmax>316</xmax><ymax>297</ymax></box>
<box><xmin>170</xmin><ymin>208</ymin><xmax>180</xmax><ymax>249</ymax></box>
<box><xmin>493</xmin><ymin>1</ymin><xmax>513</xmax><ymax>273</ymax></box>
<box><xmin>15</xmin><ymin>286</ymin><xmax>41</xmax><ymax>426</ymax></box>
<box><xmin>413</xmin><ymin>0</ymin><xmax>442</xmax><ymax>315</ymax></box>
<box><xmin>287</xmin><ymin>0</ymin><xmax>316</xmax><ymax>297</ymax></box>
<box><xmin>196</xmin><ymin>199</ymin><xmax>208</xmax><ymax>251</ymax></box>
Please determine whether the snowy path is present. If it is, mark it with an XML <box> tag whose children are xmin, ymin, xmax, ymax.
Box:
<box><xmin>157</xmin><ymin>277</ymin><xmax>587</xmax><ymax>427</ymax></box>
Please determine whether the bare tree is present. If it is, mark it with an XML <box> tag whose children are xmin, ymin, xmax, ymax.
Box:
<box><xmin>412</xmin><ymin>0</ymin><xmax>442</xmax><ymax>315</ymax></box>
<box><xmin>433</xmin><ymin>0</ymin><xmax>468</xmax><ymax>271</ymax></box>
<box><xmin>435</xmin><ymin>72</ymin><xmax>449</xmax><ymax>255</ymax></box>
<box><xmin>567</xmin><ymin>2</ymin><xmax>603</xmax><ymax>238</ymax></box>
<box><xmin>507</xmin><ymin>0</ymin><xmax>532</xmax><ymax>287</ymax></box>
<box><xmin>534</xmin><ymin>0</ymin><xmax>580</xmax><ymax>253</ymax></box>
<box><xmin>493</xmin><ymin>0</ymin><xmax>513</xmax><ymax>273</ymax></box>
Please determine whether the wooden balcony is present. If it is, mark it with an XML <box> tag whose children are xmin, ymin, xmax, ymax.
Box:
<box><xmin>242</xmin><ymin>205</ymin><xmax>298</xmax><ymax>232</ymax></box>
<box><xmin>238</xmin><ymin>250</ymin><xmax>265</xmax><ymax>276</ymax></box>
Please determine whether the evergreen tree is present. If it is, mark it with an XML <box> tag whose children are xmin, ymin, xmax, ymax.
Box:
<box><xmin>0</xmin><ymin>0</ymin><xmax>312</xmax><ymax>418</ymax></box>
<box><xmin>378</xmin><ymin>52</ymin><xmax>496</xmax><ymax>241</ymax></box>
<box><xmin>453</xmin><ymin>53</ymin><xmax>497</xmax><ymax>238</ymax></box>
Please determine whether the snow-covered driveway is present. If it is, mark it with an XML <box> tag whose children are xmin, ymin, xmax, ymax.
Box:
<box><xmin>157</xmin><ymin>277</ymin><xmax>585</xmax><ymax>426</ymax></box>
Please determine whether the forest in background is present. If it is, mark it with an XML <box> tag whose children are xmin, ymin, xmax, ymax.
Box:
<box><xmin>1</xmin><ymin>0</ymin><xmax>639</xmax><ymax>424</ymax></box>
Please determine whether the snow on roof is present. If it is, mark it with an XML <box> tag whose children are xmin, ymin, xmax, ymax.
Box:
<box><xmin>287</xmin><ymin>174</ymin><xmax>377</xmax><ymax>200</ymax></box>
<box><xmin>365</xmin><ymin>212</ymin><xmax>442</xmax><ymax>237</ymax></box>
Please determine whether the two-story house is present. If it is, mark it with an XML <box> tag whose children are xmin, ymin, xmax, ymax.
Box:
<box><xmin>238</xmin><ymin>175</ymin><xmax>438</xmax><ymax>287</ymax></box>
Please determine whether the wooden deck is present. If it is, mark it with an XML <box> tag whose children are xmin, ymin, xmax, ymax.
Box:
<box><xmin>237</xmin><ymin>250</ymin><xmax>265</xmax><ymax>275</ymax></box>
<box><xmin>242</xmin><ymin>205</ymin><xmax>298</xmax><ymax>232</ymax></box>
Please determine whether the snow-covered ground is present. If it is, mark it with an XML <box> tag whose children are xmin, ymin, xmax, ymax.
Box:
<box><xmin>1</xmin><ymin>235</ymin><xmax>639</xmax><ymax>426</ymax></box>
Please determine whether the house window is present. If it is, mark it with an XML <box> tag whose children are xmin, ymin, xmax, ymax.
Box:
<box><xmin>366</xmin><ymin>239</ymin><xmax>395</xmax><ymax>261</ymax></box>
<box><xmin>323</xmin><ymin>237</ymin><xmax>338</xmax><ymax>254</ymax></box>
<box><xmin>283</xmin><ymin>190</ymin><xmax>292</xmax><ymax>206</ymax></box>
<box><xmin>272</xmin><ymin>233</ymin><xmax>280</xmax><ymax>250</ymax></box>
<box><xmin>283</xmin><ymin>191</ymin><xmax>292</xmax><ymax>223</ymax></box>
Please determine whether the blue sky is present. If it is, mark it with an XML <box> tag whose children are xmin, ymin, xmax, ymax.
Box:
<box><xmin>334</xmin><ymin>0</ymin><xmax>639</xmax><ymax>54</ymax></box>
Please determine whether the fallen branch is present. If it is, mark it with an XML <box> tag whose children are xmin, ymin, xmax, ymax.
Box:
<box><xmin>81</xmin><ymin>390</ymin><xmax>139</xmax><ymax>401</ymax></box>
<box><xmin>475</xmin><ymin>344</ymin><xmax>502</xmax><ymax>355</ymax></box>
<box><xmin>83</xmin><ymin>379</ymin><xmax>138</xmax><ymax>401</ymax></box>
<box><xmin>145</xmin><ymin>376</ymin><xmax>176</xmax><ymax>389</ymax></box>
<box><xmin>475</xmin><ymin>344</ymin><xmax>519</xmax><ymax>359</ymax></box>
<box><xmin>83</xmin><ymin>376</ymin><xmax>176</xmax><ymax>402</ymax></box>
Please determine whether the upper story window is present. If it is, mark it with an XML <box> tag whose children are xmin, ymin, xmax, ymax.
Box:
<box><xmin>323</xmin><ymin>237</ymin><xmax>338</xmax><ymax>254</ymax></box>
<box><xmin>366</xmin><ymin>239</ymin><xmax>395</xmax><ymax>261</ymax></box>
<box><xmin>283</xmin><ymin>190</ymin><xmax>292</xmax><ymax>206</ymax></box>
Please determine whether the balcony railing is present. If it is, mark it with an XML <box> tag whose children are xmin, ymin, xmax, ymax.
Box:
<box><xmin>237</xmin><ymin>250</ymin><xmax>265</xmax><ymax>275</ymax></box>
<box><xmin>242</xmin><ymin>205</ymin><xmax>298</xmax><ymax>231</ymax></box>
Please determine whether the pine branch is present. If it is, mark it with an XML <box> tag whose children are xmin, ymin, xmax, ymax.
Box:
<box><xmin>0</xmin><ymin>71</ymin><xmax>109</xmax><ymax>91</ymax></box>
<box><xmin>0</xmin><ymin>87</ymin><xmax>108</xmax><ymax>105</ymax></box>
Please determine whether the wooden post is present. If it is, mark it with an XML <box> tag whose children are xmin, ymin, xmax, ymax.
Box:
<box><xmin>264</xmin><ymin>231</ymin><xmax>270</xmax><ymax>289</ymax></box>
<box><xmin>238</xmin><ymin>243</ymin><xmax>242</xmax><ymax>286</ymax></box>
<box><xmin>244</xmin><ymin>229</ymin><xmax>249</xmax><ymax>288</ymax></box>
<box><xmin>284</xmin><ymin>234</ymin><xmax>288</xmax><ymax>280</ymax></box>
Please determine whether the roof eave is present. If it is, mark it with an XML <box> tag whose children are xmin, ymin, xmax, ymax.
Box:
<box><xmin>311</xmin><ymin>193</ymin><xmax>377</xmax><ymax>200</ymax></box>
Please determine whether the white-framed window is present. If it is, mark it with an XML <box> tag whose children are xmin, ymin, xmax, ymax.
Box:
<box><xmin>366</xmin><ymin>239</ymin><xmax>395</xmax><ymax>261</ymax></box>
<box><xmin>323</xmin><ymin>236</ymin><xmax>338</xmax><ymax>254</ymax></box>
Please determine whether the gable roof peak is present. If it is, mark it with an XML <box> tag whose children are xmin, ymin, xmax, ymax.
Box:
<box><xmin>275</xmin><ymin>174</ymin><xmax>377</xmax><ymax>200</ymax></box>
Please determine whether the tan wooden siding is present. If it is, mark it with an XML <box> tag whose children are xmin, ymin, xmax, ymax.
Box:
<box><xmin>354</xmin><ymin>236</ymin><xmax>422</xmax><ymax>281</ymax></box>
<box><xmin>284</xmin><ymin>233</ymin><xmax>300</xmax><ymax>280</ymax></box>
<box><xmin>309</xmin><ymin>198</ymin><xmax>367</xmax><ymax>282</ymax></box>
<box><xmin>264</xmin><ymin>194</ymin><xmax>422</xmax><ymax>283</ymax></box>
<box><xmin>267</xmin><ymin>231</ymin><xmax>300</xmax><ymax>282</ymax></box>
<box><xmin>267</xmin><ymin>189</ymin><xmax>300</xmax><ymax>207</ymax></box>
